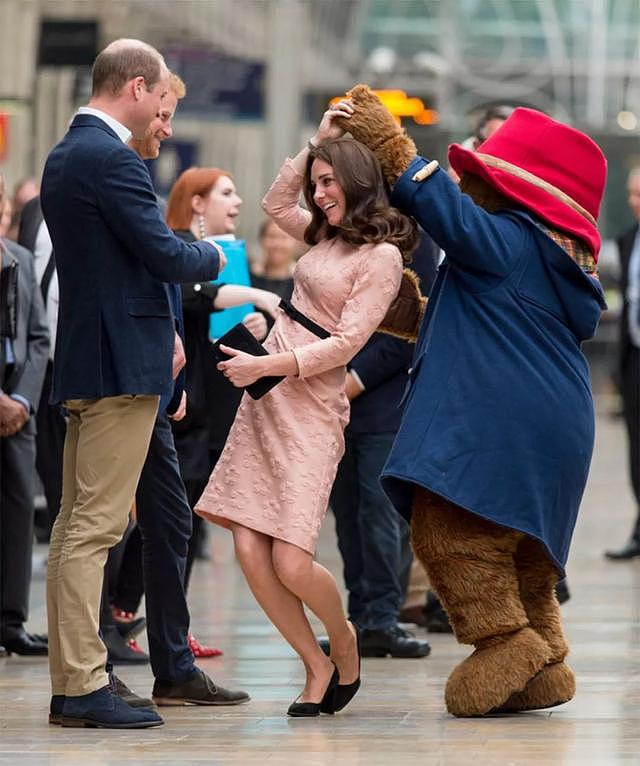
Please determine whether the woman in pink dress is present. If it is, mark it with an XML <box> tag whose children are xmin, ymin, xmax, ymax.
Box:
<box><xmin>195</xmin><ymin>104</ymin><xmax>417</xmax><ymax>716</ymax></box>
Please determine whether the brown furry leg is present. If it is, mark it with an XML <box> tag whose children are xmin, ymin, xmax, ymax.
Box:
<box><xmin>493</xmin><ymin>537</ymin><xmax>575</xmax><ymax>713</ymax></box>
<box><xmin>411</xmin><ymin>488</ymin><xmax>551</xmax><ymax>717</ymax></box>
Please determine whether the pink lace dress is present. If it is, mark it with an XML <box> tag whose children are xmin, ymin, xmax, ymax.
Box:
<box><xmin>195</xmin><ymin>159</ymin><xmax>403</xmax><ymax>553</ymax></box>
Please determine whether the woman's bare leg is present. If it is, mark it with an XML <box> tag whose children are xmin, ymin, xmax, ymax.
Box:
<box><xmin>272</xmin><ymin>539</ymin><xmax>359</xmax><ymax>686</ymax></box>
<box><xmin>231</xmin><ymin>524</ymin><xmax>334</xmax><ymax>703</ymax></box>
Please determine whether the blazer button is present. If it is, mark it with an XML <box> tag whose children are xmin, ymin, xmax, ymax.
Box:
<box><xmin>194</xmin><ymin>283</ymin><xmax>201</xmax><ymax>292</ymax></box>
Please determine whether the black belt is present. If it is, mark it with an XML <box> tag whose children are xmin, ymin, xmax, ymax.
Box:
<box><xmin>279</xmin><ymin>299</ymin><xmax>330</xmax><ymax>340</ymax></box>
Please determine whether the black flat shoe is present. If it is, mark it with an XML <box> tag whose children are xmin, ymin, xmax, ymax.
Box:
<box><xmin>287</xmin><ymin>665</ymin><xmax>339</xmax><ymax>717</ymax></box>
<box><xmin>332</xmin><ymin>629</ymin><xmax>361</xmax><ymax>713</ymax></box>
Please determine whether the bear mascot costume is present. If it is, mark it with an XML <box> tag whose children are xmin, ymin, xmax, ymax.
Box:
<box><xmin>337</xmin><ymin>86</ymin><xmax>607</xmax><ymax>717</ymax></box>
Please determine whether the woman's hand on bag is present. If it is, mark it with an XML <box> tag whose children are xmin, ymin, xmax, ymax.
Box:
<box><xmin>310</xmin><ymin>99</ymin><xmax>354</xmax><ymax>145</ymax></box>
<box><xmin>217</xmin><ymin>345</ymin><xmax>265</xmax><ymax>387</ymax></box>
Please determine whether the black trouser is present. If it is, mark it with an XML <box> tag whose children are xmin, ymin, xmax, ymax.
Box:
<box><xmin>0</xmin><ymin>422</ymin><xmax>36</xmax><ymax>635</ymax></box>
<box><xmin>621</xmin><ymin>347</ymin><xmax>640</xmax><ymax>541</ymax></box>
<box><xmin>113</xmin><ymin>446</ymin><xmax>221</xmax><ymax>614</ymax></box>
<box><xmin>329</xmin><ymin>431</ymin><xmax>412</xmax><ymax>631</ymax></box>
<box><xmin>35</xmin><ymin>361</ymin><xmax>66</xmax><ymax>530</ymax></box>
<box><xmin>121</xmin><ymin>413</ymin><xmax>196</xmax><ymax>681</ymax></box>
<box><xmin>113</xmin><ymin>524</ymin><xmax>144</xmax><ymax>614</ymax></box>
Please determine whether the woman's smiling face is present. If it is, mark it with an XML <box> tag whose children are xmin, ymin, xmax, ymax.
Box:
<box><xmin>310</xmin><ymin>158</ymin><xmax>346</xmax><ymax>227</ymax></box>
<box><xmin>200</xmin><ymin>176</ymin><xmax>243</xmax><ymax>236</ymax></box>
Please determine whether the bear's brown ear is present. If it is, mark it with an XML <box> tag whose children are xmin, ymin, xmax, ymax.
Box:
<box><xmin>376</xmin><ymin>268</ymin><xmax>426</xmax><ymax>342</ymax></box>
<box><xmin>334</xmin><ymin>85</ymin><xmax>417</xmax><ymax>185</ymax></box>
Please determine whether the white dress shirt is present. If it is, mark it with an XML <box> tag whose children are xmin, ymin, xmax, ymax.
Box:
<box><xmin>76</xmin><ymin>106</ymin><xmax>132</xmax><ymax>144</ymax></box>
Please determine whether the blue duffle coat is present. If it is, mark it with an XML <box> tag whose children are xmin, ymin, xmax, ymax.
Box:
<box><xmin>381</xmin><ymin>157</ymin><xmax>607</xmax><ymax>574</ymax></box>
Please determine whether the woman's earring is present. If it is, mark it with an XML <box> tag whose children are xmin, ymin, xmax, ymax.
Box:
<box><xmin>198</xmin><ymin>215</ymin><xmax>207</xmax><ymax>240</ymax></box>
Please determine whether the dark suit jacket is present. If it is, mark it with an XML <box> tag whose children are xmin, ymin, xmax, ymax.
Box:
<box><xmin>17</xmin><ymin>197</ymin><xmax>44</xmax><ymax>256</ymax></box>
<box><xmin>163</xmin><ymin>282</ymin><xmax>185</xmax><ymax>416</ymax></box>
<box><xmin>617</xmin><ymin>224</ymin><xmax>639</xmax><ymax>379</ymax></box>
<box><xmin>40</xmin><ymin>113</ymin><xmax>220</xmax><ymax>403</ymax></box>
<box><xmin>0</xmin><ymin>239</ymin><xmax>49</xmax><ymax>418</ymax></box>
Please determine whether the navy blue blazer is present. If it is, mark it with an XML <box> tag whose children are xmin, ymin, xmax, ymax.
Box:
<box><xmin>41</xmin><ymin>114</ymin><xmax>220</xmax><ymax>403</ymax></box>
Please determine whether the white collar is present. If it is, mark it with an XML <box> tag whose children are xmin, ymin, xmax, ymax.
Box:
<box><xmin>76</xmin><ymin>107</ymin><xmax>132</xmax><ymax>144</ymax></box>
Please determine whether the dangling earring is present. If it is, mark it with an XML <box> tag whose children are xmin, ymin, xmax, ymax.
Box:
<box><xmin>198</xmin><ymin>215</ymin><xmax>206</xmax><ymax>240</ymax></box>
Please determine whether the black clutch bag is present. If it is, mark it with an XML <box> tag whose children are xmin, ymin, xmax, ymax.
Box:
<box><xmin>211</xmin><ymin>300</ymin><xmax>330</xmax><ymax>401</ymax></box>
<box><xmin>211</xmin><ymin>322</ymin><xmax>284</xmax><ymax>400</ymax></box>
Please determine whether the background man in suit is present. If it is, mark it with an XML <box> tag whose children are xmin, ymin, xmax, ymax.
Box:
<box><xmin>18</xmin><ymin>195</ymin><xmax>63</xmax><ymax>541</ymax></box>
<box><xmin>41</xmin><ymin>38</ymin><xmax>223</xmax><ymax>729</ymax></box>
<box><xmin>0</xmin><ymin>172</ymin><xmax>50</xmax><ymax>656</ymax></box>
<box><xmin>328</xmin><ymin>234</ymin><xmax>437</xmax><ymax>658</ymax></box>
<box><xmin>605</xmin><ymin>167</ymin><xmax>640</xmax><ymax>561</ymax></box>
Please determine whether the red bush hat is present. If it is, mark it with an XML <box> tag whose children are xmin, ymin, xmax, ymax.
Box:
<box><xmin>448</xmin><ymin>107</ymin><xmax>607</xmax><ymax>258</ymax></box>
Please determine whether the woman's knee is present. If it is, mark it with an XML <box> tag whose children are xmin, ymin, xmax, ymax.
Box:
<box><xmin>272</xmin><ymin>542</ymin><xmax>312</xmax><ymax>589</ymax></box>
<box><xmin>232</xmin><ymin>524</ymin><xmax>268</xmax><ymax>564</ymax></box>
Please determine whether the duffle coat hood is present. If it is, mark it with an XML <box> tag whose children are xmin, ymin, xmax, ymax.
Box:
<box><xmin>381</xmin><ymin>157</ymin><xmax>606</xmax><ymax>574</ymax></box>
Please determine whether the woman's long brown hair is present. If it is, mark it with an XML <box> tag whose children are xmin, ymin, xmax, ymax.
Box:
<box><xmin>302</xmin><ymin>138</ymin><xmax>418</xmax><ymax>262</ymax></box>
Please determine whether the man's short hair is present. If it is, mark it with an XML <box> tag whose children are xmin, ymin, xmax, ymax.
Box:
<box><xmin>475</xmin><ymin>105</ymin><xmax>514</xmax><ymax>142</ymax></box>
<box><xmin>628</xmin><ymin>167</ymin><xmax>640</xmax><ymax>185</ymax></box>
<box><xmin>169</xmin><ymin>72</ymin><xmax>186</xmax><ymax>99</ymax></box>
<box><xmin>92</xmin><ymin>39</ymin><xmax>165</xmax><ymax>97</ymax></box>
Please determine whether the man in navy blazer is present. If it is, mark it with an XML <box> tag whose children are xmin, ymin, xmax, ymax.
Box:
<box><xmin>41</xmin><ymin>39</ymin><xmax>222</xmax><ymax>729</ymax></box>
<box><xmin>93</xmin><ymin>74</ymin><xmax>249</xmax><ymax>714</ymax></box>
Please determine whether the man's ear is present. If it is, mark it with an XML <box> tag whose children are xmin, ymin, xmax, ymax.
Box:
<box><xmin>131</xmin><ymin>76</ymin><xmax>146</xmax><ymax>101</ymax></box>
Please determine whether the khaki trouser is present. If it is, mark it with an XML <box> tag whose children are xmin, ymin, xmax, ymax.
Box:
<box><xmin>47</xmin><ymin>395</ymin><xmax>159</xmax><ymax>696</ymax></box>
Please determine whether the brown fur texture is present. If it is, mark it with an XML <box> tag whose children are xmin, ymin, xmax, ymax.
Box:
<box><xmin>377</xmin><ymin>268</ymin><xmax>426</xmax><ymax>342</ymax></box>
<box><xmin>410</xmin><ymin>489</ymin><xmax>559</xmax><ymax>716</ymax></box>
<box><xmin>445</xmin><ymin>627</ymin><xmax>551</xmax><ymax>717</ymax></box>
<box><xmin>491</xmin><ymin>537</ymin><xmax>575</xmax><ymax>712</ymax></box>
<box><xmin>513</xmin><ymin>536</ymin><xmax>569</xmax><ymax>662</ymax></box>
<box><xmin>459</xmin><ymin>173</ymin><xmax>515</xmax><ymax>212</ymax></box>
<box><xmin>411</xmin><ymin>490</ymin><xmax>529</xmax><ymax>644</ymax></box>
<box><xmin>335</xmin><ymin>85</ymin><xmax>417</xmax><ymax>185</ymax></box>
<box><xmin>494</xmin><ymin>661</ymin><xmax>576</xmax><ymax>713</ymax></box>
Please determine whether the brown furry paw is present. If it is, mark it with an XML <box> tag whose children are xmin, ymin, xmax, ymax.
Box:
<box><xmin>335</xmin><ymin>84</ymin><xmax>417</xmax><ymax>185</ymax></box>
<box><xmin>445</xmin><ymin>627</ymin><xmax>552</xmax><ymax>717</ymax></box>
<box><xmin>491</xmin><ymin>661</ymin><xmax>576</xmax><ymax>713</ymax></box>
<box><xmin>377</xmin><ymin>268</ymin><xmax>426</xmax><ymax>341</ymax></box>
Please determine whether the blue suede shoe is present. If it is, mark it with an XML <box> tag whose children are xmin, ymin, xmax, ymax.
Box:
<box><xmin>49</xmin><ymin>694</ymin><xmax>65</xmax><ymax>725</ymax></box>
<box><xmin>61</xmin><ymin>686</ymin><xmax>164</xmax><ymax>728</ymax></box>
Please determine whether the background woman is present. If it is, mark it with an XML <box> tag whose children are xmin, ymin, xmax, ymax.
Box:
<box><xmin>196</xmin><ymin>105</ymin><xmax>417</xmax><ymax>715</ymax></box>
<box><xmin>250</xmin><ymin>219</ymin><xmax>297</xmax><ymax>302</ymax></box>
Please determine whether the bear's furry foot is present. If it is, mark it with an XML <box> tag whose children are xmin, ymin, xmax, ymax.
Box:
<box><xmin>491</xmin><ymin>661</ymin><xmax>576</xmax><ymax>713</ymax></box>
<box><xmin>445</xmin><ymin>626</ymin><xmax>551</xmax><ymax>717</ymax></box>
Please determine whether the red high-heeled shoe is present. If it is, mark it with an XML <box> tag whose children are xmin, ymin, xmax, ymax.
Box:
<box><xmin>188</xmin><ymin>634</ymin><xmax>223</xmax><ymax>658</ymax></box>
